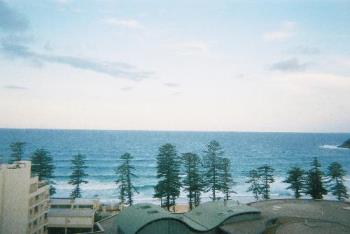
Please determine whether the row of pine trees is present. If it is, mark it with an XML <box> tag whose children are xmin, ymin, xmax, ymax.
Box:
<box><xmin>152</xmin><ymin>141</ymin><xmax>235</xmax><ymax>211</ymax></box>
<box><xmin>2</xmin><ymin>140</ymin><xmax>349</xmax><ymax>211</ymax></box>
<box><xmin>3</xmin><ymin>142</ymin><xmax>88</xmax><ymax>198</ymax></box>
<box><xmin>246</xmin><ymin>158</ymin><xmax>349</xmax><ymax>202</ymax></box>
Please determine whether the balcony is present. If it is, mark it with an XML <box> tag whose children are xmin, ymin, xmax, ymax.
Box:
<box><xmin>38</xmin><ymin>180</ymin><xmax>48</xmax><ymax>188</ymax></box>
<box><xmin>28</xmin><ymin>217</ymin><xmax>48</xmax><ymax>234</ymax></box>
<box><xmin>29</xmin><ymin>200</ymin><xmax>50</xmax><ymax>219</ymax></box>
<box><xmin>30</xmin><ymin>186</ymin><xmax>49</xmax><ymax>206</ymax></box>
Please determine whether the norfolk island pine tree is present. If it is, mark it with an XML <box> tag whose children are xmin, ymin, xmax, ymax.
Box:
<box><xmin>69</xmin><ymin>153</ymin><xmax>89</xmax><ymax>199</ymax></box>
<box><xmin>283</xmin><ymin>166</ymin><xmax>306</xmax><ymax>199</ymax></box>
<box><xmin>182</xmin><ymin>152</ymin><xmax>206</xmax><ymax>210</ymax></box>
<box><xmin>115</xmin><ymin>152</ymin><xmax>138</xmax><ymax>206</ymax></box>
<box><xmin>154</xmin><ymin>143</ymin><xmax>181</xmax><ymax>211</ymax></box>
<box><xmin>327</xmin><ymin>162</ymin><xmax>349</xmax><ymax>201</ymax></box>
<box><xmin>31</xmin><ymin>148</ymin><xmax>56</xmax><ymax>195</ymax></box>
<box><xmin>203</xmin><ymin>140</ymin><xmax>225</xmax><ymax>201</ymax></box>
<box><xmin>8</xmin><ymin>141</ymin><xmax>26</xmax><ymax>163</ymax></box>
<box><xmin>305</xmin><ymin>157</ymin><xmax>327</xmax><ymax>199</ymax></box>
<box><xmin>257</xmin><ymin>165</ymin><xmax>275</xmax><ymax>200</ymax></box>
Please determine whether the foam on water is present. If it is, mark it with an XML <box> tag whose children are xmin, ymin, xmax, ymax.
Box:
<box><xmin>320</xmin><ymin>144</ymin><xmax>339</xmax><ymax>149</ymax></box>
<box><xmin>320</xmin><ymin>144</ymin><xmax>345</xmax><ymax>150</ymax></box>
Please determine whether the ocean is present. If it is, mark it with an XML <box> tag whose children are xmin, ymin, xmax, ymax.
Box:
<box><xmin>0</xmin><ymin>129</ymin><xmax>349</xmax><ymax>203</ymax></box>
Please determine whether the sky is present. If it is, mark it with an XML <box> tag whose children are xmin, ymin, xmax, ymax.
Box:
<box><xmin>0</xmin><ymin>0</ymin><xmax>349</xmax><ymax>132</ymax></box>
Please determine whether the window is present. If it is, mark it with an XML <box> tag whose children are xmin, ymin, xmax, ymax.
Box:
<box><xmin>51</xmin><ymin>204</ymin><xmax>71</xmax><ymax>209</ymax></box>
<box><xmin>78</xmin><ymin>205</ymin><xmax>93</xmax><ymax>209</ymax></box>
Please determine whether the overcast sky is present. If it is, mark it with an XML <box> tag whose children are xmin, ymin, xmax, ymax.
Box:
<box><xmin>0</xmin><ymin>0</ymin><xmax>349</xmax><ymax>132</ymax></box>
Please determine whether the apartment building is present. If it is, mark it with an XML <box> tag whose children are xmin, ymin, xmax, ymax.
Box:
<box><xmin>48</xmin><ymin>198</ymin><xmax>97</xmax><ymax>234</ymax></box>
<box><xmin>0</xmin><ymin>161</ymin><xmax>50</xmax><ymax>234</ymax></box>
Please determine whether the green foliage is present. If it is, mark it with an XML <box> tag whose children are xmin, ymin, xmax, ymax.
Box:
<box><xmin>69</xmin><ymin>153</ymin><xmax>88</xmax><ymax>199</ymax></box>
<box><xmin>305</xmin><ymin>157</ymin><xmax>327</xmax><ymax>199</ymax></box>
<box><xmin>257</xmin><ymin>165</ymin><xmax>275</xmax><ymax>200</ymax></box>
<box><xmin>203</xmin><ymin>140</ymin><xmax>225</xmax><ymax>201</ymax></box>
<box><xmin>9</xmin><ymin>141</ymin><xmax>26</xmax><ymax>163</ymax></box>
<box><xmin>31</xmin><ymin>148</ymin><xmax>56</xmax><ymax>195</ymax></box>
<box><xmin>246</xmin><ymin>165</ymin><xmax>275</xmax><ymax>200</ymax></box>
<box><xmin>154</xmin><ymin>143</ymin><xmax>181</xmax><ymax>211</ymax></box>
<box><xmin>283</xmin><ymin>166</ymin><xmax>306</xmax><ymax>199</ymax></box>
<box><xmin>182</xmin><ymin>152</ymin><xmax>206</xmax><ymax>210</ymax></box>
<box><xmin>115</xmin><ymin>153</ymin><xmax>138</xmax><ymax>205</ymax></box>
<box><xmin>327</xmin><ymin>162</ymin><xmax>349</xmax><ymax>201</ymax></box>
<box><xmin>246</xmin><ymin>169</ymin><xmax>261</xmax><ymax>201</ymax></box>
<box><xmin>220</xmin><ymin>158</ymin><xmax>236</xmax><ymax>200</ymax></box>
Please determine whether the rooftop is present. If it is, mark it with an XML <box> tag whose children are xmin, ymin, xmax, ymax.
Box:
<box><xmin>48</xmin><ymin>208</ymin><xmax>95</xmax><ymax>217</ymax></box>
<box><xmin>100</xmin><ymin>200</ymin><xmax>260</xmax><ymax>234</ymax></box>
<box><xmin>221</xmin><ymin>199</ymin><xmax>350</xmax><ymax>234</ymax></box>
<box><xmin>0</xmin><ymin>161</ymin><xmax>31</xmax><ymax>170</ymax></box>
<box><xmin>96</xmin><ymin>199</ymin><xmax>350</xmax><ymax>234</ymax></box>
<box><xmin>51</xmin><ymin>198</ymin><xmax>97</xmax><ymax>205</ymax></box>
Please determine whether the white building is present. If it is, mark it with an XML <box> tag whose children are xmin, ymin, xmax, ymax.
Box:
<box><xmin>48</xmin><ymin>198</ymin><xmax>97</xmax><ymax>234</ymax></box>
<box><xmin>0</xmin><ymin>161</ymin><xmax>50</xmax><ymax>234</ymax></box>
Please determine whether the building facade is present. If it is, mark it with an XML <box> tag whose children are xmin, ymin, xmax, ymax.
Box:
<box><xmin>0</xmin><ymin>161</ymin><xmax>50</xmax><ymax>234</ymax></box>
<box><xmin>48</xmin><ymin>198</ymin><xmax>97</xmax><ymax>234</ymax></box>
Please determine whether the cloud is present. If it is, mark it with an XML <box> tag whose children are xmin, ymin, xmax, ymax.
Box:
<box><xmin>294</xmin><ymin>45</ymin><xmax>320</xmax><ymax>55</ymax></box>
<box><xmin>0</xmin><ymin>40</ymin><xmax>153</xmax><ymax>81</ymax></box>
<box><xmin>270</xmin><ymin>58</ymin><xmax>310</xmax><ymax>72</ymax></box>
<box><xmin>176</xmin><ymin>41</ymin><xmax>209</xmax><ymax>55</ymax></box>
<box><xmin>164</xmin><ymin>82</ymin><xmax>180</xmax><ymax>87</ymax></box>
<box><xmin>0</xmin><ymin>0</ymin><xmax>28</xmax><ymax>32</ymax></box>
<box><xmin>0</xmin><ymin>2</ymin><xmax>152</xmax><ymax>81</ymax></box>
<box><xmin>263</xmin><ymin>21</ymin><xmax>296</xmax><ymax>42</ymax></box>
<box><xmin>3</xmin><ymin>85</ymin><xmax>28</xmax><ymax>90</ymax></box>
<box><xmin>103</xmin><ymin>18</ymin><xmax>143</xmax><ymax>29</ymax></box>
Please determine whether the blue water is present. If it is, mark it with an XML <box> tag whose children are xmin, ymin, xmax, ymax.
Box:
<box><xmin>0</xmin><ymin>129</ymin><xmax>349</xmax><ymax>203</ymax></box>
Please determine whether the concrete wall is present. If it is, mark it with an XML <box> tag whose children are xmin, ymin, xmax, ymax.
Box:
<box><xmin>0</xmin><ymin>162</ymin><xmax>31</xmax><ymax>234</ymax></box>
<box><xmin>49</xmin><ymin>216</ymin><xmax>94</xmax><ymax>228</ymax></box>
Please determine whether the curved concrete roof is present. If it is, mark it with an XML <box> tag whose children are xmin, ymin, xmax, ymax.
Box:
<box><xmin>115</xmin><ymin>201</ymin><xmax>261</xmax><ymax>234</ymax></box>
<box><xmin>115</xmin><ymin>204</ymin><xmax>175</xmax><ymax>234</ymax></box>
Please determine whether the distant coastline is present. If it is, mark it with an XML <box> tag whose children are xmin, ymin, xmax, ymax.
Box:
<box><xmin>339</xmin><ymin>139</ymin><xmax>350</xmax><ymax>149</ymax></box>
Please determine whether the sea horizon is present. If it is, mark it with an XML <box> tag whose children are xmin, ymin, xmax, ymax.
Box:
<box><xmin>0</xmin><ymin>127</ymin><xmax>348</xmax><ymax>134</ymax></box>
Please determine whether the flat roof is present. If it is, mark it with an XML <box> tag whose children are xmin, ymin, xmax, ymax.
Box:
<box><xmin>48</xmin><ymin>208</ymin><xmax>95</xmax><ymax>217</ymax></box>
<box><xmin>221</xmin><ymin>199</ymin><xmax>350</xmax><ymax>234</ymax></box>
<box><xmin>51</xmin><ymin>198</ymin><xmax>96</xmax><ymax>205</ymax></box>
